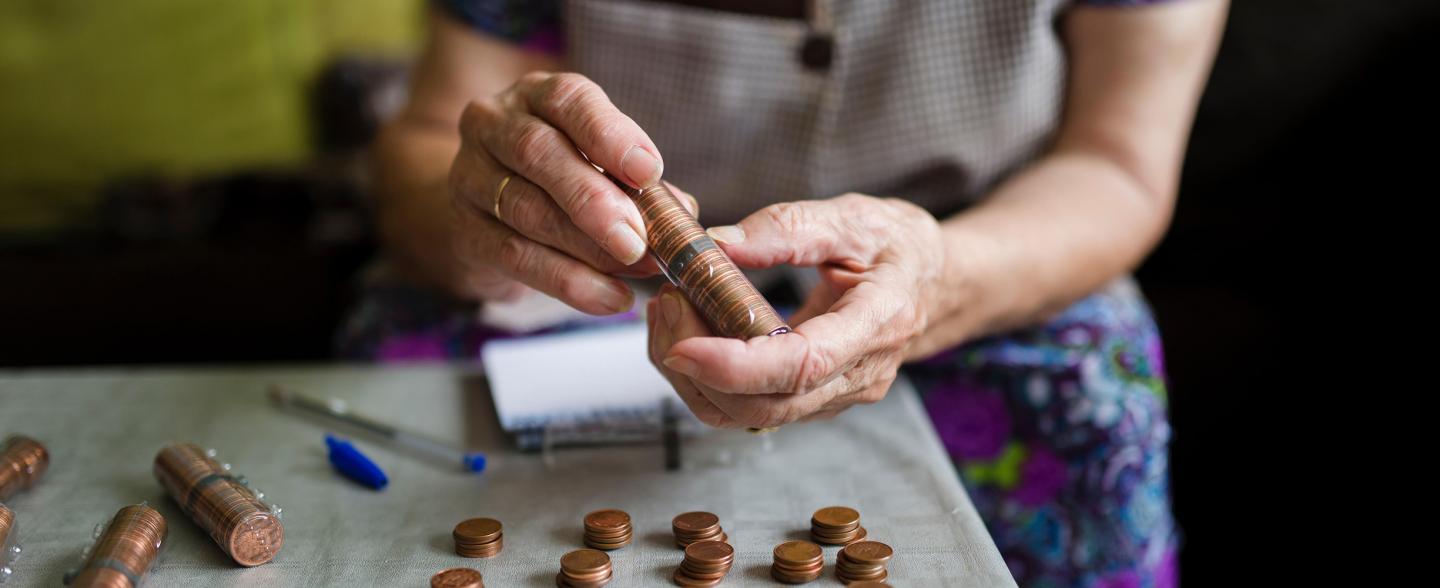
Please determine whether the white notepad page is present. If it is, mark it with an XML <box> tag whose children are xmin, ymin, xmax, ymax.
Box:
<box><xmin>480</xmin><ymin>322</ymin><xmax>675</xmax><ymax>431</ymax></box>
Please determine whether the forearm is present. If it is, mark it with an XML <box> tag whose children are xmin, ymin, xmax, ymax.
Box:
<box><xmin>907</xmin><ymin>0</ymin><xmax>1226</xmax><ymax>358</ymax></box>
<box><xmin>914</xmin><ymin>152</ymin><xmax>1173</xmax><ymax>356</ymax></box>
<box><xmin>373</xmin><ymin>119</ymin><xmax>462</xmax><ymax>293</ymax></box>
<box><xmin>371</xmin><ymin>9</ymin><xmax>559</xmax><ymax>296</ymax></box>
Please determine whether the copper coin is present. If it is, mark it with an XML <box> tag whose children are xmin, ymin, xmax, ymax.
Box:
<box><xmin>838</xmin><ymin>569</ymin><xmax>890</xmax><ymax>583</ymax></box>
<box><xmin>431</xmin><ymin>567</ymin><xmax>484</xmax><ymax>588</ymax></box>
<box><xmin>583</xmin><ymin>510</ymin><xmax>630</xmax><ymax>531</ymax></box>
<box><xmin>684</xmin><ymin>540</ymin><xmax>734</xmax><ymax>563</ymax></box>
<box><xmin>672</xmin><ymin>568</ymin><xmax>724</xmax><ymax>587</ymax></box>
<box><xmin>560</xmin><ymin>549</ymin><xmax>611</xmax><ymax>574</ymax></box>
<box><xmin>812</xmin><ymin>506</ymin><xmax>860</xmax><ymax>529</ymax></box>
<box><xmin>672</xmin><ymin>512</ymin><xmax>720</xmax><ymax>532</ymax></box>
<box><xmin>842</xmin><ymin>541</ymin><xmax>893</xmax><ymax>565</ymax></box>
<box><xmin>774</xmin><ymin>540</ymin><xmax>823</xmax><ymax>563</ymax></box>
<box><xmin>454</xmin><ymin>518</ymin><xmax>502</xmax><ymax>543</ymax></box>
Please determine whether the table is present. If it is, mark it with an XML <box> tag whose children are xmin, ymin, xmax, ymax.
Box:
<box><xmin>0</xmin><ymin>364</ymin><xmax>1015</xmax><ymax>587</ymax></box>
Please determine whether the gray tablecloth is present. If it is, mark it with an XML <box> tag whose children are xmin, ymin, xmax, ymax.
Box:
<box><xmin>0</xmin><ymin>364</ymin><xmax>1015</xmax><ymax>587</ymax></box>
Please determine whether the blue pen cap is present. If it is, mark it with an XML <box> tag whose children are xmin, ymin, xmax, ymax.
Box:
<box><xmin>325</xmin><ymin>435</ymin><xmax>389</xmax><ymax>490</ymax></box>
<box><xmin>462</xmin><ymin>452</ymin><xmax>487</xmax><ymax>473</ymax></box>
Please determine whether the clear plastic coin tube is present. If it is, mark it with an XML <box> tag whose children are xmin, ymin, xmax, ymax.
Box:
<box><xmin>153</xmin><ymin>443</ymin><xmax>284</xmax><ymax>567</ymax></box>
<box><xmin>1</xmin><ymin>503</ymin><xmax>19</xmax><ymax>584</ymax></box>
<box><xmin>613</xmin><ymin>177</ymin><xmax>790</xmax><ymax>339</ymax></box>
<box><xmin>64</xmin><ymin>503</ymin><xmax>167</xmax><ymax>588</ymax></box>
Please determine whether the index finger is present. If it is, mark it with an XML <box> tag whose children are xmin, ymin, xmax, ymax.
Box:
<box><xmin>523</xmin><ymin>73</ymin><xmax>664</xmax><ymax>189</ymax></box>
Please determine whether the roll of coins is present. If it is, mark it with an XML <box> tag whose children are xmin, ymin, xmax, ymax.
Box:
<box><xmin>811</xmin><ymin>506</ymin><xmax>866</xmax><ymax>545</ymax></box>
<box><xmin>0</xmin><ymin>502</ymin><xmax>17</xmax><ymax>579</ymax></box>
<box><xmin>582</xmin><ymin>509</ymin><xmax>632</xmax><ymax>551</ymax></box>
<box><xmin>66</xmin><ymin>504</ymin><xmax>167</xmax><ymax>588</ymax></box>
<box><xmin>453</xmin><ymin>518</ymin><xmax>502</xmax><ymax>558</ymax></box>
<box><xmin>671</xmin><ymin>512</ymin><xmax>726</xmax><ymax>548</ymax></box>
<box><xmin>0</xmin><ymin>435</ymin><xmax>49</xmax><ymax>501</ymax></box>
<box><xmin>834</xmin><ymin>541</ymin><xmax>893</xmax><ymax>585</ymax></box>
<box><xmin>614</xmin><ymin>178</ymin><xmax>789</xmax><ymax>340</ymax></box>
<box><xmin>153</xmin><ymin>442</ymin><xmax>284</xmax><ymax>567</ymax></box>
<box><xmin>673</xmin><ymin>540</ymin><xmax>734</xmax><ymax>586</ymax></box>
<box><xmin>771</xmin><ymin>540</ymin><xmax>824</xmax><ymax>584</ymax></box>
<box><xmin>557</xmin><ymin>548</ymin><xmax>612</xmax><ymax>587</ymax></box>
<box><xmin>431</xmin><ymin>567</ymin><xmax>484</xmax><ymax>588</ymax></box>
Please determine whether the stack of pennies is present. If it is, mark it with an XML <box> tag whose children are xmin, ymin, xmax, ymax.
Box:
<box><xmin>582</xmin><ymin>509</ymin><xmax>632</xmax><ymax>550</ymax></box>
<box><xmin>770</xmin><ymin>540</ymin><xmax>825</xmax><ymax>584</ymax></box>
<box><xmin>557</xmin><ymin>548</ymin><xmax>613</xmax><ymax>587</ymax></box>
<box><xmin>0</xmin><ymin>503</ymin><xmax>13</xmax><ymax>553</ymax></box>
<box><xmin>153</xmin><ymin>442</ymin><xmax>284</xmax><ymax>567</ymax></box>
<box><xmin>67</xmin><ymin>504</ymin><xmax>168</xmax><ymax>588</ymax></box>
<box><xmin>672</xmin><ymin>539</ymin><xmax>734</xmax><ymax>586</ymax></box>
<box><xmin>835</xmin><ymin>541</ymin><xmax>894</xmax><ymax>585</ymax></box>
<box><xmin>431</xmin><ymin>567</ymin><xmax>484</xmax><ymax>588</ymax></box>
<box><xmin>811</xmin><ymin>506</ymin><xmax>866</xmax><ymax>545</ymax></box>
<box><xmin>453</xmin><ymin>518</ymin><xmax>503</xmax><ymax>558</ymax></box>
<box><xmin>0</xmin><ymin>435</ymin><xmax>49</xmax><ymax>501</ymax></box>
<box><xmin>671</xmin><ymin>512</ymin><xmax>726</xmax><ymax>548</ymax></box>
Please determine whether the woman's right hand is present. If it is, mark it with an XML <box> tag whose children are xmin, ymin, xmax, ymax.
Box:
<box><xmin>447</xmin><ymin>71</ymin><xmax>691</xmax><ymax>314</ymax></box>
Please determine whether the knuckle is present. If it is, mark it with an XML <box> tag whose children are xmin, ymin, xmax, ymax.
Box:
<box><xmin>458</xmin><ymin>99</ymin><xmax>498</xmax><ymax>137</ymax></box>
<box><xmin>792</xmin><ymin>346</ymin><xmax>834</xmax><ymax>395</ymax></box>
<box><xmin>511</xmin><ymin>120</ymin><xmax>559</xmax><ymax>169</ymax></box>
<box><xmin>541</xmin><ymin>72</ymin><xmax>597</xmax><ymax>113</ymax></box>
<box><xmin>497</xmin><ymin>233</ymin><xmax>533</xmax><ymax>276</ymax></box>
<box><xmin>516</xmin><ymin>70</ymin><xmax>553</xmax><ymax>90</ymax></box>
<box><xmin>565</xmin><ymin>179</ymin><xmax>613</xmax><ymax>220</ymax></box>
<box><xmin>761</xmin><ymin>202</ymin><xmax>808</xmax><ymax>236</ymax></box>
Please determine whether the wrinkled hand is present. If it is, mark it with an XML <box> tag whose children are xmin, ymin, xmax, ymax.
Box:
<box><xmin>447</xmin><ymin>71</ymin><xmax>696</xmax><ymax>313</ymax></box>
<box><xmin>647</xmin><ymin>194</ymin><xmax>944</xmax><ymax>428</ymax></box>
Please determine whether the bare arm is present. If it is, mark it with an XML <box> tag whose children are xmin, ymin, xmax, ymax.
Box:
<box><xmin>372</xmin><ymin>10</ymin><xmax>559</xmax><ymax>298</ymax></box>
<box><xmin>912</xmin><ymin>0</ymin><xmax>1229</xmax><ymax>356</ymax></box>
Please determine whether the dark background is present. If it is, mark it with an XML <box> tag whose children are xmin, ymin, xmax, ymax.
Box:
<box><xmin>3</xmin><ymin>1</ymin><xmax>1434</xmax><ymax>583</ymax></box>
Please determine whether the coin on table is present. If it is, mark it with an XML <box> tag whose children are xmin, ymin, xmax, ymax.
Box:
<box><xmin>454</xmin><ymin>518</ymin><xmax>503</xmax><ymax>543</ymax></box>
<box><xmin>774</xmin><ymin>540</ymin><xmax>823</xmax><ymax>563</ymax></box>
<box><xmin>812</xmin><ymin>506</ymin><xmax>861</xmax><ymax>528</ymax></box>
<box><xmin>583</xmin><ymin>509</ymin><xmax>630</xmax><ymax>530</ymax></box>
<box><xmin>560</xmin><ymin>549</ymin><xmax>612</xmax><ymax>575</ymax></box>
<box><xmin>843</xmin><ymin>541</ymin><xmax>894</xmax><ymax>565</ymax></box>
<box><xmin>431</xmin><ymin>567</ymin><xmax>483</xmax><ymax>588</ymax></box>
<box><xmin>672</xmin><ymin>511</ymin><xmax>719</xmax><ymax>533</ymax></box>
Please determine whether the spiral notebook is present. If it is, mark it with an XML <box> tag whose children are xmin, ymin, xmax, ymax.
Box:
<box><xmin>480</xmin><ymin>321</ymin><xmax>678</xmax><ymax>449</ymax></box>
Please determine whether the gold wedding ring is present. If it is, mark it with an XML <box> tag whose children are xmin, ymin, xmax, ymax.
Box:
<box><xmin>494</xmin><ymin>174</ymin><xmax>514</xmax><ymax>221</ymax></box>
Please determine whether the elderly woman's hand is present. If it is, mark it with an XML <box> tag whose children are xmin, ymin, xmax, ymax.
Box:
<box><xmin>646</xmin><ymin>194</ymin><xmax>945</xmax><ymax>428</ymax></box>
<box><xmin>446</xmin><ymin>71</ymin><xmax>697</xmax><ymax>313</ymax></box>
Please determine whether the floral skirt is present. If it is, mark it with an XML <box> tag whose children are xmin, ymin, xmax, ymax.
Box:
<box><xmin>906</xmin><ymin>278</ymin><xmax>1178</xmax><ymax>588</ymax></box>
<box><xmin>338</xmin><ymin>277</ymin><xmax>1178</xmax><ymax>588</ymax></box>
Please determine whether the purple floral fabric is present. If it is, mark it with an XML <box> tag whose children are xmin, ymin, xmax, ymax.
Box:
<box><xmin>906</xmin><ymin>279</ymin><xmax>1178</xmax><ymax>588</ymax></box>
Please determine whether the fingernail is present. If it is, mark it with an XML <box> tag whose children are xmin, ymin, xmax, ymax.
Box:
<box><xmin>663</xmin><ymin>355</ymin><xmax>698</xmax><ymax>378</ymax></box>
<box><xmin>620</xmin><ymin>145</ymin><xmax>662</xmax><ymax>187</ymax></box>
<box><xmin>706</xmin><ymin>225</ymin><xmax>745</xmax><ymax>244</ymax></box>
<box><xmin>660</xmin><ymin>291</ymin><xmax>683</xmax><ymax>327</ymax></box>
<box><xmin>598</xmin><ymin>280</ymin><xmax>633</xmax><ymax>314</ymax></box>
<box><xmin>609</xmin><ymin>222</ymin><xmax>648</xmax><ymax>265</ymax></box>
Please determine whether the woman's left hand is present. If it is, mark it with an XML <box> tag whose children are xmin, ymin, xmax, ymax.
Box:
<box><xmin>646</xmin><ymin>193</ymin><xmax>945</xmax><ymax>429</ymax></box>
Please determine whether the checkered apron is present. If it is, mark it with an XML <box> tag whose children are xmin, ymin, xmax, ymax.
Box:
<box><xmin>567</xmin><ymin>0</ymin><xmax>1072</xmax><ymax>226</ymax></box>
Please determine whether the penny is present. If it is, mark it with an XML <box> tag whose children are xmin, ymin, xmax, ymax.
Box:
<box><xmin>431</xmin><ymin>567</ymin><xmax>484</xmax><ymax>588</ymax></box>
